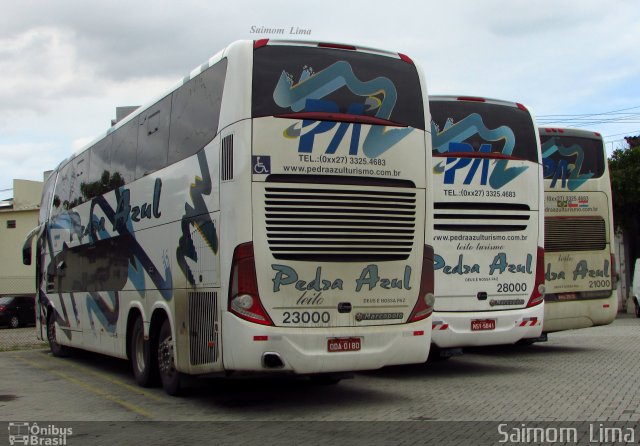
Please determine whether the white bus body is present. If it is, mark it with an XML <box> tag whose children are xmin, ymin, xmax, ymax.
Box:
<box><xmin>23</xmin><ymin>40</ymin><xmax>435</xmax><ymax>394</ymax></box>
<box><xmin>540</xmin><ymin>127</ymin><xmax>617</xmax><ymax>332</ymax></box>
<box><xmin>429</xmin><ymin>96</ymin><xmax>545</xmax><ymax>349</ymax></box>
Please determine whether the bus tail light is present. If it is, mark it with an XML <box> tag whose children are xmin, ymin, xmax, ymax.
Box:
<box><xmin>408</xmin><ymin>245</ymin><xmax>435</xmax><ymax>323</ymax></box>
<box><xmin>527</xmin><ymin>246</ymin><xmax>545</xmax><ymax>308</ymax></box>
<box><xmin>229</xmin><ymin>243</ymin><xmax>273</xmax><ymax>326</ymax></box>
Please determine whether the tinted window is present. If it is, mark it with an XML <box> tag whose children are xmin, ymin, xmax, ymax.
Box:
<box><xmin>50</xmin><ymin>236</ymin><xmax>130</xmax><ymax>292</ymax></box>
<box><xmin>540</xmin><ymin>134</ymin><xmax>605</xmax><ymax>179</ymax></box>
<box><xmin>52</xmin><ymin>161</ymin><xmax>72</xmax><ymax>216</ymax></box>
<box><xmin>168</xmin><ymin>59</ymin><xmax>227</xmax><ymax>164</ymax></box>
<box><xmin>39</xmin><ymin>171</ymin><xmax>57</xmax><ymax>223</ymax></box>
<box><xmin>0</xmin><ymin>296</ymin><xmax>14</xmax><ymax>305</ymax></box>
<box><xmin>85</xmin><ymin>135</ymin><xmax>115</xmax><ymax>200</ymax></box>
<box><xmin>430</xmin><ymin>100</ymin><xmax>539</xmax><ymax>162</ymax></box>
<box><xmin>68</xmin><ymin>151</ymin><xmax>89</xmax><ymax>209</ymax></box>
<box><xmin>137</xmin><ymin>95</ymin><xmax>171</xmax><ymax>178</ymax></box>
<box><xmin>253</xmin><ymin>46</ymin><xmax>425</xmax><ymax>130</ymax></box>
<box><xmin>111</xmin><ymin>117</ymin><xmax>138</xmax><ymax>185</ymax></box>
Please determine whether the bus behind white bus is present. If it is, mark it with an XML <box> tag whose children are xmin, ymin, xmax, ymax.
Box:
<box><xmin>23</xmin><ymin>40</ymin><xmax>435</xmax><ymax>394</ymax></box>
<box><xmin>540</xmin><ymin>127</ymin><xmax>617</xmax><ymax>332</ymax></box>
<box><xmin>429</xmin><ymin>96</ymin><xmax>545</xmax><ymax>351</ymax></box>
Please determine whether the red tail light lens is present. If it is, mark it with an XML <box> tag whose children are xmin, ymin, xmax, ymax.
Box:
<box><xmin>527</xmin><ymin>246</ymin><xmax>545</xmax><ymax>307</ymax></box>
<box><xmin>408</xmin><ymin>245</ymin><xmax>435</xmax><ymax>322</ymax></box>
<box><xmin>0</xmin><ymin>305</ymin><xmax>6</xmax><ymax>312</ymax></box>
<box><xmin>228</xmin><ymin>243</ymin><xmax>273</xmax><ymax>326</ymax></box>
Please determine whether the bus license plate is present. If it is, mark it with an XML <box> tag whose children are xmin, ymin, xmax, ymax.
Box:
<box><xmin>471</xmin><ymin>319</ymin><xmax>496</xmax><ymax>331</ymax></box>
<box><xmin>328</xmin><ymin>337</ymin><xmax>361</xmax><ymax>352</ymax></box>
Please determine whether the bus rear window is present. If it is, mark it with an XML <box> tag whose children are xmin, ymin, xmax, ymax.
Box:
<box><xmin>540</xmin><ymin>135</ymin><xmax>605</xmax><ymax>179</ymax></box>
<box><xmin>252</xmin><ymin>45</ymin><xmax>424</xmax><ymax>130</ymax></box>
<box><xmin>430</xmin><ymin>101</ymin><xmax>539</xmax><ymax>163</ymax></box>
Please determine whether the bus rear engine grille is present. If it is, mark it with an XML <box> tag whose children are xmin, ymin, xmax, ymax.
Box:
<box><xmin>545</xmin><ymin>217</ymin><xmax>606</xmax><ymax>252</ymax></box>
<box><xmin>188</xmin><ymin>292</ymin><xmax>219</xmax><ymax>366</ymax></box>
<box><xmin>265</xmin><ymin>187</ymin><xmax>417</xmax><ymax>262</ymax></box>
<box><xmin>434</xmin><ymin>202</ymin><xmax>530</xmax><ymax>232</ymax></box>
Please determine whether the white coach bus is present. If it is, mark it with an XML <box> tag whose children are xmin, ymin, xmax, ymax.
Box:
<box><xmin>428</xmin><ymin>96</ymin><xmax>545</xmax><ymax>352</ymax></box>
<box><xmin>23</xmin><ymin>40</ymin><xmax>435</xmax><ymax>394</ymax></box>
<box><xmin>540</xmin><ymin>127</ymin><xmax>617</xmax><ymax>332</ymax></box>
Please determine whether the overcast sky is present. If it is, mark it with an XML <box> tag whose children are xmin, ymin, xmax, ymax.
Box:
<box><xmin>1</xmin><ymin>0</ymin><xmax>639</xmax><ymax>199</ymax></box>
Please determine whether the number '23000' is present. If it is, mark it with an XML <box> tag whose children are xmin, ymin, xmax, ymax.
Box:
<box><xmin>283</xmin><ymin>311</ymin><xmax>331</xmax><ymax>324</ymax></box>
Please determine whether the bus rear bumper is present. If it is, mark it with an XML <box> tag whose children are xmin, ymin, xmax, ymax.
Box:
<box><xmin>543</xmin><ymin>298</ymin><xmax>617</xmax><ymax>333</ymax></box>
<box><xmin>221</xmin><ymin>312</ymin><xmax>431</xmax><ymax>374</ymax></box>
<box><xmin>431</xmin><ymin>305</ymin><xmax>544</xmax><ymax>348</ymax></box>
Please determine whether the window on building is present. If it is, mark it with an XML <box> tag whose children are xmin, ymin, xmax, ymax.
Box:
<box><xmin>7</xmin><ymin>220</ymin><xmax>16</xmax><ymax>229</ymax></box>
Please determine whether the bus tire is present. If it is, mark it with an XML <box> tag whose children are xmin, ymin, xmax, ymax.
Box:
<box><xmin>130</xmin><ymin>316</ymin><xmax>157</xmax><ymax>387</ymax></box>
<box><xmin>47</xmin><ymin>310</ymin><xmax>70</xmax><ymax>357</ymax></box>
<box><xmin>158</xmin><ymin>319</ymin><xmax>181</xmax><ymax>396</ymax></box>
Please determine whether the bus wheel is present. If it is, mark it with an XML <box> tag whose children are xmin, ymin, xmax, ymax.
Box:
<box><xmin>47</xmin><ymin>311</ymin><xmax>69</xmax><ymax>357</ymax></box>
<box><xmin>158</xmin><ymin>319</ymin><xmax>181</xmax><ymax>396</ymax></box>
<box><xmin>130</xmin><ymin>316</ymin><xmax>156</xmax><ymax>387</ymax></box>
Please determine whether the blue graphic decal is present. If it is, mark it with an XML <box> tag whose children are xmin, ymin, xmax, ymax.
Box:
<box><xmin>273</xmin><ymin>61</ymin><xmax>412</xmax><ymax>158</ymax></box>
<box><xmin>177</xmin><ymin>150</ymin><xmax>219</xmax><ymax>286</ymax></box>
<box><xmin>431</xmin><ymin>114</ymin><xmax>528</xmax><ymax>189</ymax></box>
<box><xmin>87</xmin><ymin>291</ymin><xmax>119</xmax><ymax>334</ymax></box>
<box><xmin>541</xmin><ymin>138</ymin><xmax>593</xmax><ymax>191</ymax></box>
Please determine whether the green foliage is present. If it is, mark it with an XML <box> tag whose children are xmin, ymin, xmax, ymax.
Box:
<box><xmin>609</xmin><ymin>137</ymin><xmax>640</xmax><ymax>259</ymax></box>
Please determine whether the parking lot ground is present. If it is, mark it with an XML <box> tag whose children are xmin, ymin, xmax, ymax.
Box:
<box><xmin>0</xmin><ymin>314</ymin><xmax>638</xmax><ymax>444</ymax></box>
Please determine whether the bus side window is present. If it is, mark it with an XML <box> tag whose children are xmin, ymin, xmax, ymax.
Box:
<box><xmin>168</xmin><ymin>59</ymin><xmax>227</xmax><ymax>165</ymax></box>
<box><xmin>111</xmin><ymin>117</ymin><xmax>138</xmax><ymax>186</ymax></box>
<box><xmin>68</xmin><ymin>151</ymin><xmax>89</xmax><ymax>209</ymax></box>
<box><xmin>51</xmin><ymin>162</ymin><xmax>72</xmax><ymax>216</ymax></box>
<box><xmin>136</xmin><ymin>95</ymin><xmax>171</xmax><ymax>179</ymax></box>
<box><xmin>39</xmin><ymin>171</ymin><xmax>57</xmax><ymax>223</ymax></box>
<box><xmin>86</xmin><ymin>134</ymin><xmax>117</xmax><ymax>199</ymax></box>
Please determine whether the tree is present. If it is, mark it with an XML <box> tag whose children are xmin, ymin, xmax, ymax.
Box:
<box><xmin>609</xmin><ymin>136</ymin><xmax>640</xmax><ymax>262</ymax></box>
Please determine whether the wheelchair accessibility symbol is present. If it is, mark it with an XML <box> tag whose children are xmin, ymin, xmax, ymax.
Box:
<box><xmin>252</xmin><ymin>156</ymin><xmax>271</xmax><ymax>175</ymax></box>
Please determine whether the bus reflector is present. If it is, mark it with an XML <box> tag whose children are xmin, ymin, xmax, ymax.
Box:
<box><xmin>457</xmin><ymin>96</ymin><xmax>485</xmax><ymax>102</ymax></box>
<box><xmin>254</xmin><ymin>39</ymin><xmax>269</xmax><ymax>49</ymax></box>
<box><xmin>229</xmin><ymin>243</ymin><xmax>274</xmax><ymax>326</ymax></box>
<box><xmin>603</xmin><ymin>304</ymin><xmax>610</xmax><ymax>308</ymax></box>
<box><xmin>413</xmin><ymin>330</ymin><xmax>425</xmax><ymax>336</ymax></box>
<box><xmin>253</xmin><ymin>336</ymin><xmax>269</xmax><ymax>341</ymax></box>
<box><xmin>527</xmin><ymin>246</ymin><xmax>545</xmax><ymax>308</ymax></box>
<box><xmin>399</xmin><ymin>53</ymin><xmax>414</xmax><ymax>65</ymax></box>
<box><xmin>318</xmin><ymin>42</ymin><xmax>356</xmax><ymax>51</ymax></box>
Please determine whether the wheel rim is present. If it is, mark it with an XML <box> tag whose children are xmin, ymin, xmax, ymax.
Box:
<box><xmin>158</xmin><ymin>336</ymin><xmax>176</xmax><ymax>380</ymax></box>
<box><xmin>48</xmin><ymin>316</ymin><xmax>56</xmax><ymax>345</ymax></box>
<box><xmin>10</xmin><ymin>316</ymin><xmax>19</xmax><ymax>328</ymax></box>
<box><xmin>134</xmin><ymin>327</ymin><xmax>145</xmax><ymax>373</ymax></box>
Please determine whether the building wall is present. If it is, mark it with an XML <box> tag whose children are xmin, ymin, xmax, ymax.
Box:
<box><xmin>0</xmin><ymin>179</ymin><xmax>42</xmax><ymax>296</ymax></box>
